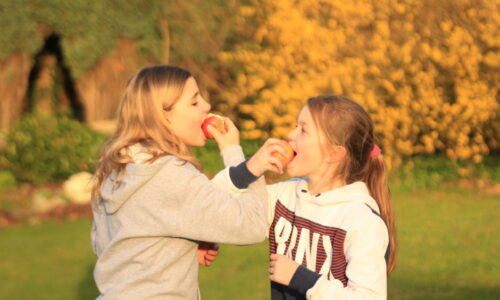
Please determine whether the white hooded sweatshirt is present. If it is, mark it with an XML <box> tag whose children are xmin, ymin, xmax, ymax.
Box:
<box><xmin>267</xmin><ymin>179</ymin><xmax>389</xmax><ymax>300</ymax></box>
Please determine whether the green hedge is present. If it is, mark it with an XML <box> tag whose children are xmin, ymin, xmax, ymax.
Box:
<box><xmin>390</xmin><ymin>155</ymin><xmax>500</xmax><ymax>190</ymax></box>
<box><xmin>0</xmin><ymin>113</ymin><xmax>105</xmax><ymax>184</ymax></box>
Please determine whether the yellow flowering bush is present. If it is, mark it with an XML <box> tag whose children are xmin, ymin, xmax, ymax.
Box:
<box><xmin>220</xmin><ymin>0</ymin><xmax>499</xmax><ymax>167</ymax></box>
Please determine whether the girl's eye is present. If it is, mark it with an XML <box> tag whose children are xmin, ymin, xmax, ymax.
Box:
<box><xmin>295</xmin><ymin>123</ymin><xmax>305</xmax><ymax>133</ymax></box>
<box><xmin>192</xmin><ymin>102</ymin><xmax>199</xmax><ymax>106</ymax></box>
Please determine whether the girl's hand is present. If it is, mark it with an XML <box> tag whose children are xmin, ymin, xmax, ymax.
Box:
<box><xmin>246</xmin><ymin>139</ymin><xmax>287</xmax><ymax>176</ymax></box>
<box><xmin>207</xmin><ymin>117</ymin><xmax>239</xmax><ymax>151</ymax></box>
<box><xmin>269</xmin><ymin>254</ymin><xmax>300</xmax><ymax>286</ymax></box>
<box><xmin>198</xmin><ymin>242</ymin><xmax>220</xmax><ymax>267</ymax></box>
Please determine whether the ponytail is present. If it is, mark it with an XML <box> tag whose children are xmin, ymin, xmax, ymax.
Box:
<box><xmin>366</xmin><ymin>155</ymin><xmax>396</xmax><ymax>274</ymax></box>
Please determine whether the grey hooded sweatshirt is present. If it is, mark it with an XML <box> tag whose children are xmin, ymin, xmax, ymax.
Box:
<box><xmin>91</xmin><ymin>145</ymin><xmax>267</xmax><ymax>299</ymax></box>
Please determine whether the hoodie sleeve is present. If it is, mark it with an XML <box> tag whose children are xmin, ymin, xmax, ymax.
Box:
<box><xmin>153</xmin><ymin>160</ymin><xmax>269</xmax><ymax>245</ymax></box>
<box><xmin>218</xmin><ymin>178</ymin><xmax>296</xmax><ymax>231</ymax></box>
<box><xmin>303</xmin><ymin>211</ymin><xmax>389</xmax><ymax>300</ymax></box>
<box><xmin>220</xmin><ymin>144</ymin><xmax>246</xmax><ymax>167</ymax></box>
<box><xmin>210</xmin><ymin>145</ymin><xmax>248</xmax><ymax>196</ymax></box>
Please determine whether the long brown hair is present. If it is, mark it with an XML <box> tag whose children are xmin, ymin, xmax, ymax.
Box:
<box><xmin>91</xmin><ymin>65</ymin><xmax>200</xmax><ymax>205</ymax></box>
<box><xmin>308</xmin><ymin>94</ymin><xmax>396</xmax><ymax>274</ymax></box>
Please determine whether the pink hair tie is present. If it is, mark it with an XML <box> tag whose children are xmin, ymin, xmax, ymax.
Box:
<box><xmin>369</xmin><ymin>144</ymin><xmax>381</xmax><ymax>158</ymax></box>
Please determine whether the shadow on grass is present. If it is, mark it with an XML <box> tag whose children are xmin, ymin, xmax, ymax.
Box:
<box><xmin>77</xmin><ymin>264</ymin><xmax>99</xmax><ymax>300</ymax></box>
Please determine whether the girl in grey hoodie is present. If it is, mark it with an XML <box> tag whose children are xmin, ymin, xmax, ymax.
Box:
<box><xmin>90</xmin><ymin>65</ymin><xmax>287</xmax><ymax>300</ymax></box>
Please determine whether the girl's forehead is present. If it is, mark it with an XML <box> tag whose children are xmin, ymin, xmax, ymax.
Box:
<box><xmin>182</xmin><ymin>77</ymin><xmax>198</xmax><ymax>93</ymax></box>
<box><xmin>299</xmin><ymin>105</ymin><xmax>323</xmax><ymax>137</ymax></box>
<box><xmin>298</xmin><ymin>106</ymin><xmax>313</xmax><ymax>123</ymax></box>
<box><xmin>176</xmin><ymin>77</ymin><xmax>198</xmax><ymax>102</ymax></box>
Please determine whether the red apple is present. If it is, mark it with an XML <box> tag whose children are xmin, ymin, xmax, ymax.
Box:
<box><xmin>272</xmin><ymin>142</ymin><xmax>295</xmax><ymax>167</ymax></box>
<box><xmin>201</xmin><ymin>113</ymin><xmax>226</xmax><ymax>139</ymax></box>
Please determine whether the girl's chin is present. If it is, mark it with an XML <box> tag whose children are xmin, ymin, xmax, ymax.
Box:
<box><xmin>194</xmin><ymin>139</ymin><xmax>206</xmax><ymax>147</ymax></box>
<box><xmin>186</xmin><ymin>137</ymin><xmax>206</xmax><ymax>147</ymax></box>
<box><xmin>286</xmin><ymin>161</ymin><xmax>308</xmax><ymax>178</ymax></box>
<box><xmin>196</xmin><ymin>132</ymin><xmax>208</xmax><ymax>146</ymax></box>
<box><xmin>285</xmin><ymin>164</ymin><xmax>299</xmax><ymax>177</ymax></box>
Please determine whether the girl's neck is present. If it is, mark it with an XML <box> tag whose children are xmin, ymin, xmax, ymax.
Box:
<box><xmin>306</xmin><ymin>175</ymin><xmax>345</xmax><ymax>195</ymax></box>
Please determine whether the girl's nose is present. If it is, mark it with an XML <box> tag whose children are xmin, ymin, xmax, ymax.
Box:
<box><xmin>202</xmin><ymin>98</ymin><xmax>211</xmax><ymax>113</ymax></box>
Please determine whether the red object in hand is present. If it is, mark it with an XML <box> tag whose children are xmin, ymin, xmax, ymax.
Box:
<box><xmin>201</xmin><ymin>114</ymin><xmax>226</xmax><ymax>139</ymax></box>
<box><xmin>272</xmin><ymin>142</ymin><xmax>295</xmax><ymax>167</ymax></box>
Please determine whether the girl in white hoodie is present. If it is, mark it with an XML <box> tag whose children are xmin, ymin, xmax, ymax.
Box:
<box><xmin>267</xmin><ymin>94</ymin><xmax>397</xmax><ymax>300</ymax></box>
<box><xmin>234</xmin><ymin>95</ymin><xmax>396</xmax><ymax>299</ymax></box>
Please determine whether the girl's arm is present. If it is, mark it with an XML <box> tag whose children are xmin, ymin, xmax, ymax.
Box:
<box><xmin>208</xmin><ymin>118</ymin><xmax>284</xmax><ymax>193</ymax></box>
<box><xmin>269</xmin><ymin>213</ymin><xmax>389</xmax><ymax>300</ymax></box>
<box><xmin>211</xmin><ymin>137</ymin><xmax>288</xmax><ymax>200</ymax></box>
<box><xmin>150</xmin><ymin>137</ymin><xmax>283</xmax><ymax>245</ymax></box>
<box><xmin>207</xmin><ymin>117</ymin><xmax>247</xmax><ymax>194</ymax></box>
<box><xmin>209</xmin><ymin>144</ymin><xmax>252</xmax><ymax>196</ymax></box>
<box><xmin>152</xmin><ymin>160</ymin><xmax>266</xmax><ymax>244</ymax></box>
<box><xmin>167</xmin><ymin>120</ymin><xmax>286</xmax><ymax>244</ymax></box>
<box><xmin>210</xmin><ymin>131</ymin><xmax>292</xmax><ymax>228</ymax></box>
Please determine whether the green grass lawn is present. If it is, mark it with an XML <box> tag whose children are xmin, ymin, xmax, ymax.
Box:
<box><xmin>0</xmin><ymin>188</ymin><xmax>498</xmax><ymax>299</ymax></box>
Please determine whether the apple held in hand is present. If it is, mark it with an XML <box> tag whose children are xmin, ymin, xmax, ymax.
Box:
<box><xmin>272</xmin><ymin>142</ymin><xmax>295</xmax><ymax>167</ymax></box>
<box><xmin>201</xmin><ymin>113</ymin><xmax>226</xmax><ymax>139</ymax></box>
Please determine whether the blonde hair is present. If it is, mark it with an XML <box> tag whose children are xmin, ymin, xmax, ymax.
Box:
<box><xmin>91</xmin><ymin>65</ymin><xmax>200</xmax><ymax>204</ymax></box>
<box><xmin>307</xmin><ymin>94</ymin><xmax>397</xmax><ymax>274</ymax></box>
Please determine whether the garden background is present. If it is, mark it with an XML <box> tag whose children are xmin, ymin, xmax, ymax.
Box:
<box><xmin>0</xmin><ymin>0</ymin><xmax>498</xmax><ymax>299</ymax></box>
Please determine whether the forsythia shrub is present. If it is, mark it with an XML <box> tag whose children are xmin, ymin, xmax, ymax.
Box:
<box><xmin>220</xmin><ymin>0</ymin><xmax>499</xmax><ymax>167</ymax></box>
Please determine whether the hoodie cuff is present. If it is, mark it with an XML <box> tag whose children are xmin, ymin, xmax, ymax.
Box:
<box><xmin>289</xmin><ymin>265</ymin><xmax>321</xmax><ymax>295</ymax></box>
<box><xmin>229</xmin><ymin>161</ymin><xmax>259</xmax><ymax>189</ymax></box>
<box><xmin>220</xmin><ymin>145</ymin><xmax>245</xmax><ymax>167</ymax></box>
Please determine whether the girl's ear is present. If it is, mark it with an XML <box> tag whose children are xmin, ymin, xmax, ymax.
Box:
<box><xmin>326</xmin><ymin>145</ymin><xmax>347</xmax><ymax>163</ymax></box>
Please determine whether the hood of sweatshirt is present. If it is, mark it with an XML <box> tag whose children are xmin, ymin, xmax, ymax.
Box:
<box><xmin>99</xmin><ymin>147</ymin><xmax>177</xmax><ymax>214</ymax></box>
<box><xmin>294</xmin><ymin>180</ymin><xmax>380</xmax><ymax>214</ymax></box>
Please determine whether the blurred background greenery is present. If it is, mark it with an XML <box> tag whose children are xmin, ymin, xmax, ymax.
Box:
<box><xmin>0</xmin><ymin>0</ymin><xmax>498</xmax><ymax>299</ymax></box>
